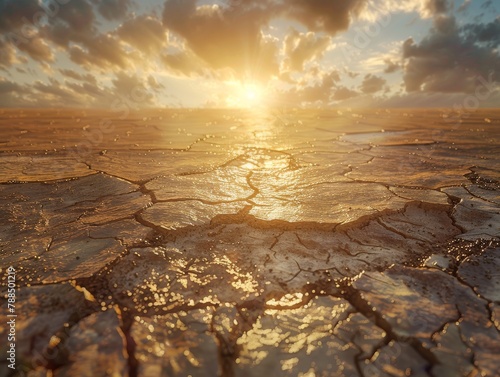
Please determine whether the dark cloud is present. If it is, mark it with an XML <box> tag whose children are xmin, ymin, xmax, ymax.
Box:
<box><xmin>33</xmin><ymin>77</ymin><xmax>117</xmax><ymax>108</ymax></box>
<box><xmin>0</xmin><ymin>78</ymin><xmax>22</xmax><ymax>93</ymax></box>
<box><xmin>32</xmin><ymin>78</ymin><xmax>88</xmax><ymax>106</ymax></box>
<box><xmin>226</xmin><ymin>0</ymin><xmax>367</xmax><ymax>35</ymax></box>
<box><xmin>0</xmin><ymin>0</ymin><xmax>40</xmax><ymax>32</ymax></box>
<box><xmin>92</xmin><ymin>0</ymin><xmax>131</xmax><ymax>21</ymax></box>
<box><xmin>402</xmin><ymin>15</ymin><xmax>500</xmax><ymax>93</ymax></box>
<box><xmin>282</xmin><ymin>29</ymin><xmax>331</xmax><ymax>71</ymax></box>
<box><xmin>332</xmin><ymin>86</ymin><xmax>359</xmax><ymax>101</ymax></box>
<box><xmin>424</xmin><ymin>0</ymin><xmax>449</xmax><ymax>15</ymax></box>
<box><xmin>0</xmin><ymin>78</ymin><xmax>31</xmax><ymax>107</ymax></box>
<box><xmin>68</xmin><ymin>34</ymin><xmax>130</xmax><ymax>69</ymax></box>
<box><xmin>287</xmin><ymin>0</ymin><xmax>366</xmax><ymax>35</ymax></box>
<box><xmin>0</xmin><ymin>72</ymin><xmax>159</xmax><ymax>108</ymax></box>
<box><xmin>37</xmin><ymin>1</ymin><xmax>125</xmax><ymax>70</ymax></box>
<box><xmin>360</xmin><ymin>74</ymin><xmax>386</xmax><ymax>94</ymax></box>
<box><xmin>0</xmin><ymin>0</ymin><xmax>136</xmax><ymax>70</ymax></box>
<box><xmin>0</xmin><ymin>0</ymin><xmax>118</xmax><ymax>68</ymax></box>
<box><xmin>0</xmin><ymin>0</ymin><xmax>58</xmax><ymax>62</ymax></box>
<box><xmin>15</xmin><ymin>36</ymin><xmax>53</xmax><ymax>62</ymax></box>
<box><xmin>56</xmin><ymin>0</ymin><xmax>95</xmax><ymax>32</ymax></box>
<box><xmin>29</xmin><ymin>0</ymin><xmax>96</xmax><ymax>47</ymax></box>
<box><xmin>462</xmin><ymin>18</ymin><xmax>500</xmax><ymax>47</ymax></box>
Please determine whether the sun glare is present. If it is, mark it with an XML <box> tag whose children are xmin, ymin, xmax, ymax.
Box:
<box><xmin>226</xmin><ymin>83</ymin><xmax>265</xmax><ymax>108</ymax></box>
<box><xmin>246</xmin><ymin>89</ymin><xmax>257</xmax><ymax>101</ymax></box>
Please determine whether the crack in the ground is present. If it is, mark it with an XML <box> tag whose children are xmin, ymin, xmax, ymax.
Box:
<box><xmin>343</xmin><ymin>284</ymin><xmax>439</xmax><ymax>376</ymax></box>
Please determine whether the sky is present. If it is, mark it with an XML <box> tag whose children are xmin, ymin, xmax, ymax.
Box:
<box><xmin>0</xmin><ymin>0</ymin><xmax>499</xmax><ymax>108</ymax></box>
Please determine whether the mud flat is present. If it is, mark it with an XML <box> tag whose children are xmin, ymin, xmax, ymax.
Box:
<box><xmin>1</xmin><ymin>108</ymin><xmax>499</xmax><ymax>376</ymax></box>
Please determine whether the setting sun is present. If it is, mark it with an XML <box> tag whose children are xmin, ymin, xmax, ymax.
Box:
<box><xmin>245</xmin><ymin>85</ymin><xmax>259</xmax><ymax>100</ymax></box>
<box><xmin>244</xmin><ymin>84</ymin><xmax>263</xmax><ymax>103</ymax></box>
<box><xmin>225</xmin><ymin>83</ymin><xmax>265</xmax><ymax>108</ymax></box>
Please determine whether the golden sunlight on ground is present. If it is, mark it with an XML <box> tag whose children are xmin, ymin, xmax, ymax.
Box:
<box><xmin>1</xmin><ymin>109</ymin><xmax>499</xmax><ymax>376</ymax></box>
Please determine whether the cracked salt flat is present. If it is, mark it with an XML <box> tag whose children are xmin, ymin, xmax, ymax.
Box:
<box><xmin>0</xmin><ymin>108</ymin><xmax>499</xmax><ymax>376</ymax></box>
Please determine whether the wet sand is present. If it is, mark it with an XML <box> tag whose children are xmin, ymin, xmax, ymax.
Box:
<box><xmin>0</xmin><ymin>108</ymin><xmax>499</xmax><ymax>376</ymax></box>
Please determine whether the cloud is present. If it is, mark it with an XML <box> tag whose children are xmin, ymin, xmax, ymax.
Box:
<box><xmin>0</xmin><ymin>72</ymin><xmax>161</xmax><ymax>108</ymax></box>
<box><xmin>161</xmin><ymin>50</ymin><xmax>207</xmax><ymax>77</ymax></box>
<box><xmin>283</xmin><ymin>69</ymin><xmax>342</xmax><ymax>104</ymax></box>
<box><xmin>332</xmin><ymin>86</ymin><xmax>359</xmax><ymax>101</ymax></box>
<box><xmin>365</xmin><ymin>0</ymin><xmax>451</xmax><ymax>20</ymax></box>
<box><xmin>286</xmin><ymin>0</ymin><xmax>366</xmax><ymax>35</ymax></box>
<box><xmin>147</xmin><ymin>75</ymin><xmax>164</xmax><ymax>90</ymax></box>
<box><xmin>462</xmin><ymin>18</ymin><xmax>500</xmax><ymax>47</ymax></box>
<box><xmin>59</xmin><ymin>69</ymin><xmax>98</xmax><ymax>85</ymax></box>
<box><xmin>379</xmin><ymin>90</ymin><xmax>500</xmax><ymax>108</ymax></box>
<box><xmin>423</xmin><ymin>0</ymin><xmax>449</xmax><ymax>15</ymax></box>
<box><xmin>32</xmin><ymin>78</ymin><xmax>89</xmax><ymax>107</ymax></box>
<box><xmin>162</xmin><ymin>0</ymin><xmax>279</xmax><ymax>81</ymax></box>
<box><xmin>41</xmin><ymin>6</ymin><xmax>95</xmax><ymax>49</ymax></box>
<box><xmin>68</xmin><ymin>34</ymin><xmax>130</xmax><ymax>69</ymax></box>
<box><xmin>65</xmin><ymin>80</ymin><xmax>106</xmax><ymax>100</ymax></box>
<box><xmin>457</xmin><ymin>0</ymin><xmax>471</xmax><ymax>13</ymax></box>
<box><xmin>0</xmin><ymin>0</ymin><xmax>498</xmax><ymax>108</ymax></box>
<box><xmin>481</xmin><ymin>0</ymin><xmax>494</xmax><ymax>10</ymax></box>
<box><xmin>0</xmin><ymin>0</ymin><xmax>135</xmax><ymax>70</ymax></box>
<box><xmin>56</xmin><ymin>0</ymin><xmax>95</xmax><ymax>32</ymax></box>
<box><xmin>282</xmin><ymin>29</ymin><xmax>331</xmax><ymax>71</ymax></box>
<box><xmin>15</xmin><ymin>36</ymin><xmax>53</xmax><ymax>62</ymax></box>
<box><xmin>160</xmin><ymin>0</ymin><xmax>369</xmax><ymax>81</ymax></box>
<box><xmin>92</xmin><ymin>0</ymin><xmax>131</xmax><ymax>21</ymax></box>
<box><xmin>226</xmin><ymin>0</ymin><xmax>368</xmax><ymax>35</ymax></box>
<box><xmin>117</xmin><ymin>15</ymin><xmax>167</xmax><ymax>55</ymax></box>
<box><xmin>402</xmin><ymin>15</ymin><xmax>500</xmax><ymax>93</ymax></box>
<box><xmin>0</xmin><ymin>1</ymin><xmax>56</xmax><ymax>62</ymax></box>
<box><xmin>0</xmin><ymin>37</ymin><xmax>16</xmax><ymax>67</ymax></box>
<box><xmin>384</xmin><ymin>59</ymin><xmax>400</xmax><ymax>73</ymax></box>
<box><xmin>0</xmin><ymin>0</ymin><xmax>40</xmax><ymax>33</ymax></box>
<box><xmin>0</xmin><ymin>0</ymin><xmax>131</xmax><ymax>70</ymax></box>
<box><xmin>0</xmin><ymin>78</ymin><xmax>22</xmax><ymax>93</ymax></box>
<box><xmin>32</xmin><ymin>77</ymin><xmax>117</xmax><ymax>108</ymax></box>
<box><xmin>112</xmin><ymin>72</ymin><xmax>156</xmax><ymax>106</ymax></box>
<box><xmin>360</xmin><ymin>74</ymin><xmax>386</xmax><ymax>93</ymax></box>
<box><xmin>344</xmin><ymin>69</ymin><xmax>360</xmax><ymax>78</ymax></box>
<box><xmin>38</xmin><ymin>1</ymin><xmax>135</xmax><ymax>70</ymax></box>
<box><xmin>0</xmin><ymin>78</ymin><xmax>31</xmax><ymax>107</ymax></box>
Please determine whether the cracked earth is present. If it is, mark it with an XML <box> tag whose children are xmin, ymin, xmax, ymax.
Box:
<box><xmin>0</xmin><ymin>108</ymin><xmax>499</xmax><ymax>376</ymax></box>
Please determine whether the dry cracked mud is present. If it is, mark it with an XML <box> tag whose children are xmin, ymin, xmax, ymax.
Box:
<box><xmin>0</xmin><ymin>108</ymin><xmax>499</xmax><ymax>376</ymax></box>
